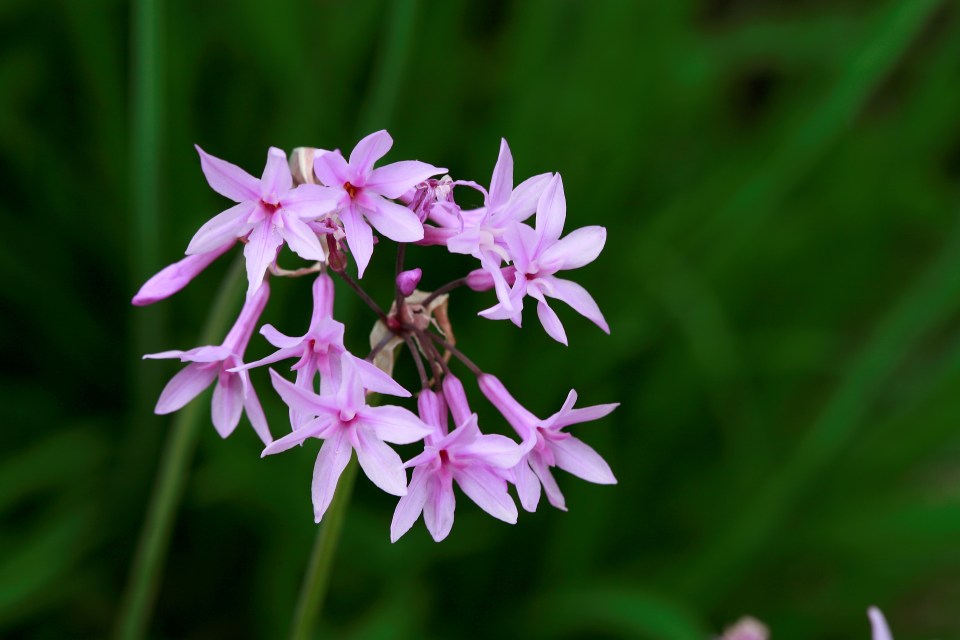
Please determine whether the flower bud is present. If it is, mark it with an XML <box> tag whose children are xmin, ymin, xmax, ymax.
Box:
<box><xmin>396</xmin><ymin>268</ymin><xmax>422</xmax><ymax>297</ymax></box>
<box><xmin>289</xmin><ymin>147</ymin><xmax>323</xmax><ymax>185</ymax></box>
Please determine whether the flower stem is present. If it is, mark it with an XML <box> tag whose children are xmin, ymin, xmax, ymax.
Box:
<box><xmin>115</xmin><ymin>257</ymin><xmax>246</xmax><ymax>640</ymax></box>
<box><xmin>287</xmin><ymin>458</ymin><xmax>360</xmax><ymax>640</ymax></box>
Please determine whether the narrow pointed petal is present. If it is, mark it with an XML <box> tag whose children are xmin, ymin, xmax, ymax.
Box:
<box><xmin>540</xmin><ymin>226</ymin><xmax>606</xmax><ymax>271</ymax></box>
<box><xmin>260</xmin><ymin>325</ymin><xmax>303</xmax><ymax>349</ymax></box>
<box><xmin>367</xmin><ymin>161</ymin><xmax>445</xmax><ymax>199</ymax></box>
<box><xmin>349</xmin><ymin>130</ymin><xmax>393</xmax><ymax>177</ymax></box>
<box><xmin>236</xmin><ymin>346</ymin><xmax>302</xmax><ymax>372</ymax></box>
<box><xmin>260</xmin><ymin>147</ymin><xmax>293</xmax><ymax>198</ymax></box>
<box><xmin>488</xmin><ymin>139</ymin><xmax>514</xmax><ymax>210</ymax></box>
<box><xmin>362</xmin><ymin>405</ymin><xmax>432</xmax><ymax>444</ymax></box>
<box><xmin>551</xmin><ymin>436</ymin><xmax>616</xmax><ymax>484</ymax></box>
<box><xmin>391</xmin><ymin>466</ymin><xmax>431</xmax><ymax>542</ymax></box>
<box><xmin>133</xmin><ymin>241</ymin><xmax>234</xmax><ymax>305</ymax></box>
<box><xmin>211</xmin><ymin>374</ymin><xmax>244</xmax><ymax>438</ymax></box>
<box><xmin>349</xmin><ymin>355</ymin><xmax>411</xmax><ymax>397</ymax></box>
<box><xmin>423</xmin><ymin>475</ymin><xmax>456</xmax><ymax>542</ymax></box>
<box><xmin>340</xmin><ymin>205</ymin><xmax>374</xmax><ymax>277</ymax></box>
<box><xmin>186</xmin><ymin>201</ymin><xmax>255</xmax><ymax>255</ymax></box>
<box><xmin>243</xmin><ymin>384</ymin><xmax>272</xmax><ymax>445</ymax></box>
<box><xmin>243</xmin><ymin>220</ymin><xmax>283</xmax><ymax>296</ymax></box>
<box><xmin>504</xmin><ymin>173</ymin><xmax>552</xmax><ymax>223</ymax></box>
<box><xmin>313</xmin><ymin>151</ymin><xmax>350</xmax><ymax>187</ymax></box>
<box><xmin>454</xmin><ymin>466</ymin><xmax>518</xmax><ymax>524</ymax></box>
<box><xmin>354</xmin><ymin>427</ymin><xmax>407</xmax><ymax>496</ymax></box>
<box><xmin>155</xmin><ymin>363</ymin><xmax>218</xmax><ymax>414</ymax></box>
<box><xmin>310</xmin><ymin>272</ymin><xmax>336</xmax><ymax>322</ymax></box>
<box><xmin>280</xmin><ymin>184</ymin><xmax>340</xmax><ymax>219</ymax></box>
<box><xmin>535</xmin><ymin>174</ymin><xmax>566</xmax><ymax>246</ymax></box>
<box><xmin>195</xmin><ymin>145</ymin><xmax>260</xmax><ymax>202</ymax></box>
<box><xmin>544</xmin><ymin>276</ymin><xmax>609</xmax><ymax>333</ymax></box>
<box><xmin>143</xmin><ymin>349</ymin><xmax>187</xmax><ymax>361</ymax></box>
<box><xmin>868</xmin><ymin>608</ymin><xmax>893</xmax><ymax>640</ymax></box>
<box><xmin>362</xmin><ymin>195</ymin><xmax>425</xmax><ymax>242</ymax></box>
<box><xmin>461</xmin><ymin>434</ymin><xmax>525</xmax><ymax>468</ymax></box>
<box><xmin>536</xmin><ymin>299</ymin><xmax>568</xmax><ymax>345</ymax></box>
<box><xmin>530</xmin><ymin>454</ymin><xmax>567</xmax><ymax>511</ymax></box>
<box><xmin>441</xmin><ymin>376</ymin><xmax>472</xmax><ymax>427</ymax></box>
<box><xmin>262</xmin><ymin>416</ymin><xmax>333</xmax><ymax>456</ymax></box>
<box><xmin>477</xmin><ymin>374</ymin><xmax>537</xmax><ymax>437</ymax></box>
<box><xmin>269</xmin><ymin>368</ymin><xmax>334</xmax><ymax>417</ymax></box>
<box><xmin>280</xmin><ymin>213</ymin><xmax>326</xmax><ymax>261</ymax></box>
<box><xmin>514</xmin><ymin>460</ymin><xmax>541</xmax><ymax>512</ymax></box>
<box><xmin>222</xmin><ymin>281</ymin><xmax>270</xmax><ymax>351</ymax></box>
<box><xmin>312</xmin><ymin>432</ymin><xmax>353</xmax><ymax>522</ymax></box>
<box><xmin>551</xmin><ymin>402</ymin><xmax>620</xmax><ymax>429</ymax></box>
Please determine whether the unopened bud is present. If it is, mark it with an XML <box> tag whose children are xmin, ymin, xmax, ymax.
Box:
<box><xmin>290</xmin><ymin>147</ymin><xmax>325</xmax><ymax>185</ymax></box>
<box><xmin>466</xmin><ymin>265</ymin><xmax>517</xmax><ymax>291</ymax></box>
<box><xmin>326</xmin><ymin>234</ymin><xmax>348</xmax><ymax>272</ymax></box>
<box><xmin>396</xmin><ymin>268</ymin><xmax>422</xmax><ymax>297</ymax></box>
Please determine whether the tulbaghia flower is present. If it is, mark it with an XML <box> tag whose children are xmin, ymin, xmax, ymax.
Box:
<box><xmin>313</xmin><ymin>130</ymin><xmax>445</xmax><ymax>276</ymax></box>
<box><xmin>187</xmin><ymin>146</ymin><xmax>340</xmax><ymax>296</ymax></box>
<box><xmin>391</xmin><ymin>377</ymin><xmax>524</xmax><ymax>542</ymax></box>
<box><xmin>263</xmin><ymin>364</ymin><xmax>432</xmax><ymax>521</ymax></box>
<box><xmin>868</xmin><ymin>607</ymin><xmax>893</xmax><ymax>640</ymax></box>
<box><xmin>480</xmin><ymin>173</ymin><xmax>609</xmax><ymax>345</ymax></box>
<box><xmin>479</xmin><ymin>374</ymin><xmax>617</xmax><ymax>512</ymax></box>
<box><xmin>144</xmin><ymin>283</ymin><xmax>272</xmax><ymax>444</ymax></box>
<box><xmin>132</xmin><ymin>240</ymin><xmax>235</xmax><ymax>306</ymax></box>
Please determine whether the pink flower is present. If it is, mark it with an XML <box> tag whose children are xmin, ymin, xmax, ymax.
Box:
<box><xmin>132</xmin><ymin>240</ymin><xmax>235</xmax><ymax>306</ymax></box>
<box><xmin>187</xmin><ymin>146</ymin><xmax>340</xmax><ymax>296</ymax></box>
<box><xmin>144</xmin><ymin>283</ymin><xmax>272</xmax><ymax>444</ymax></box>
<box><xmin>868</xmin><ymin>607</ymin><xmax>893</xmax><ymax>640</ymax></box>
<box><xmin>480</xmin><ymin>173</ymin><xmax>609</xmax><ymax>345</ymax></box>
<box><xmin>313</xmin><ymin>130</ymin><xmax>445</xmax><ymax>277</ymax></box>
<box><xmin>263</xmin><ymin>364</ymin><xmax>432</xmax><ymax>522</ymax></box>
<box><xmin>391</xmin><ymin>377</ymin><xmax>524</xmax><ymax>542</ymax></box>
<box><xmin>478</xmin><ymin>374</ymin><xmax>617</xmax><ymax>512</ymax></box>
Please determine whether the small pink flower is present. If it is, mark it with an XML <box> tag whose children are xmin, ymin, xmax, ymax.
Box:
<box><xmin>263</xmin><ymin>363</ymin><xmax>432</xmax><ymax>522</ymax></box>
<box><xmin>479</xmin><ymin>374</ymin><xmax>617</xmax><ymax>512</ymax></box>
<box><xmin>313</xmin><ymin>130</ymin><xmax>445</xmax><ymax>277</ymax></box>
<box><xmin>132</xmin><ymin>240</ymin><xmax>235</xmax><ymax>306</ymax></box>
<box><xmin>391</xmin><ymin>377</ymin><xmax>524</xmax><ymax>542</ymax></box>
<box><xmin>144</xmin><ymin>283</ymin><xmax>272</xmax><ymax>444</ymax></box>
<box><xmin>187</xmin><ymin>146</ymin><xmax>340</xmax><ymax>296</ymax></box>
<box><xmin>480</xmin><ymin>173</ymin><xmax>609</xmax><ymax>345</ymax></box>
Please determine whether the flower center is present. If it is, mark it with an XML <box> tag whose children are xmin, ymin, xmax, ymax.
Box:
<box><xmin>339</xmin><ymin>409</ymin><xmax>356</xmax><ymax>423</ymax></box>
<box><xmin>261</xmin><ymin>199</ymin><xmax>281</xmax><ymax>214</ymax></box>
<box><xmin>438</xmin><ymin>449</ymin><xmax>450</xmax><ymax>465</ymax></box>
<box><xmin>343</xmin><ymin>182</ymin><xmax>358</xmax><ymax>199</ymax></box>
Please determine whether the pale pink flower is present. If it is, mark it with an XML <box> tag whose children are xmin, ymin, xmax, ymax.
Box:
<box><xmin>391</xmin><ymin>377</ymin><xmax>524</xmax><ymax>542</ymax></box>
<box><xmin>144</xmin><ymin>283</ymin><xmax>272</xmax><ymax>444</ymax></box>
<box><xmin>313</xmin><ymin>130</ymin><xmax>445</xmax><ymax>277</ymax></box>
<box><xmin>480</xmin><ymin>173</ymin><xmax>608</xmax><ymax>345</ymax></box>
<box><xmin>132</xmin><ymin>240</ymin><xmax>235</xmax><ymax>306</ymax></box>
<box><xmin>868</xmin><ymin>607</ymin><xmax>893</xmax><ymax>640</ymax></box>
<box><xmin>187</xmin><ymin>146</ymin><xmax>340</xmax><ymax>296</ymax></box>
<box><xmin>263</xmin><ymin>364</ymin><xmax>432</xmax><ymax>522</ymax></box>
<box><xmin>479</xmin><ymin>374</ymin><xmax>617</xmax><ymax>512</ymax></box>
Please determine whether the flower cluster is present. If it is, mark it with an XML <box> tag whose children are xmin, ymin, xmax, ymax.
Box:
<box><xmin>134</xmin><ymin>131</ymin><xmax>617</xmax><ymax>541</ymax></box>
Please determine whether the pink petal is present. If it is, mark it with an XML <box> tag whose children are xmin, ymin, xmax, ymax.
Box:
<box><xmin>260</xmin><ymin>324</ymin><xmax>304</xmax><ymax>349</ymax></box>
<box><xmin>260</xmin><ymin>147</ymin><xmax>292</xmax><ymax>199</ymax></box>
<box><xmin>550</xmin><ymin>436</ymin><xmax>616</xmax><ymax>484</ymax></box>
<box><xmin>417</xmin><ymin>389</ymin><xmax>448</xmax><ymax>439</ymax></box>
<box><xmin>261</xmin><ymin>416</ymin><xmax>333</xmax><ymax>456</ymax></box>
<box><xmin>309</xmin><ymin>272</ymin><xmax>336</xmax><ymax>322</ymax></box>
<box><xmin>540</xmin><ymin>225</ymin><xmax>606</xmax><ymax>271</ymax></box>
<box><xmin>460</xmin><ymin>434</ymin><xmax>524</xmax><ymax>469</ymax></box>
<box><xmin>142</xmin><ymin>349</ymin><xmax>188</xmax><ymax>361</ymax></box>
<box><xmin>340</xmin><ymin>205</ymin><xmax>375</xmax><ymax>278</ymax></box>
<box><xmin>535</xmin><ymin>174</ymin><xmax>566</xmax><ymax>247</ymax></box>
<box><xmin>487</xmin><ymin>138</ymin><xmax>514</xmax><ymax>211</ymax></box>
<box><xmin>154</xmin><ymin>363</ymin><xmax>218</xmax><ymax>414</ymax></box>
<box><xmin>868</xmin><ymin>607</ymin><xmax>893</xmax><ymax>640</ymax></box>
<box><xmin>504</xmin><ymin>173</ymin><xmax>552</xmax><ymax>223</ymax></box>
<box><xmin>243</xmin><ymin>384</ymin><xmax>272</xmax><ymax>445</ymax></box>
<box><xmin>269</xmin><ymin>368</ymin><xmax>334</xmax><ymax>417</ymax></box>
<box><xmin>536</xmin><ymin>299</ymin><xmax>568</xmax><ymax>345</ymax></box>
<box><xmin>243</xmin><ymin>219</ymin><xmax>283</xmax><ymax>296</ymax></box>
<box><xmin>133</xmin><ymin>241</ymin><xmax>234</xmax><ymax>305</ymax></box>
<box><xmin>514</xmin><ymin>460</ymin><xmax>541</xmax><ymax>512</ymax></box>
<box><xmin>361</xmin><ymin>405</ymin><xmax>432</xmax><ymax>444</ymax></box>
<box><xmin>550</xmin><ymin>402</ymin><xmax>620</xmax><ymax>430</ymax></box>
<box><xmin>211</xmin><ymin>373</ymin><xmax>244</xmax><ymax>438</ymax></box>
<box><xmin>222</xmin><ymin>280</ymin><xmax>270</xmax><ymax>352</ymax></box>
<box><xmin>367</xmin><ymin>160</ymin><xmax>446</xmax><ymax>199</ymax></box>
<box><xmin>349</xmin><ymin>130</ymin><xmax>393</xmax><ymax>178</ymax></box>
<box><xmin>195</xmin><ymin>145</ymin><xmax>260</xmax><ymax>202</ymax></box>
<box><xmin>349</xmin><ymin>355</ymin><xmax>411</xmax><ymax>397</ymax></box>
<box><xmin>543</xmin><ymin>276</ymin><xmax>609</xmax><ymax>333</ymax></box>
<box><xmin>237</xmin><ymin>346</ymin><xmax>303</xmax><ymax>372</ymax></box>
<box><xmin>186</xmin><ymin>201</ymin><xmax>255</xmax><ymax>255</ymax></box>
<box><xmin>280</xmin><ymin>213</ymin><xmax>326</xmax><ymax>262</ymax></box>
<box><xmin>441</xmin><ymin>376</ymin><xmax>472</xmax><ymax>426</ymax></box>
<box><xmin>529</xmin><ymin>454</ymin><xmax>567</xmax><ymax>511</ymax></box>
<box><xmin>477</xmin><ymin>374</ymin><xmax>537</xmax><ymax>438</ymax></box>
<box><xmin>454</xmin><ymin>465</ymin><xmax>518</xmax><ymax>524</ymax></box>
<box><xmin>280</xmin><ymin>184</ymin><xmax>341</xmax><ymax>220</ymax></box>
<box><xmin>362</xmin><ymin>194</ymin><xmax>425</xmax><ymax>242</ymax></box>
<box><xmin>354</xmin><ymin>426</ymin><xmax>407</xmax><ymax>496</ymax></box>
<box><xmin>313</xmin><ymin>150</ymin><xmax>350</xmax><ymax>187</ymax></box>
<box><xmin>422</xmin><ymin>474</ymin><xmax>456</xmax><ymax>541</ymax></box>
<box><xmin>390</xmin><ymin>466</ymin><xmax>431</xmax><ymax>542</ymax></box>
<box><xmin>312</xmin><ymin>431</ymin><xmax>353</xmax><ymax>522</ymax></box>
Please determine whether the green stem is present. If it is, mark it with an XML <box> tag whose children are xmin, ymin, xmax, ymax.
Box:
<box><xmin>115</xmin><ymin>258</ymin><xmax>246</xmax><ymax>640</ymax></box>
<box><xmin>287</xmin><ymin>459</ymin><xmax>360</xmax><ymax>640</ymax></box>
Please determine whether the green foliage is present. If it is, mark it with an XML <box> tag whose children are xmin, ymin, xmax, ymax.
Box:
<box><xmin>2</xmin><ymin>0</ymin><xmax>960</xmax><ymax>637</ymax></box>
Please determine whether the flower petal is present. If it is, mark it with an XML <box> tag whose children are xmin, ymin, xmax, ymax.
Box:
<box><xmin>361</xmin><ymin>405</ymin><xmax>432</xmax><ymax>444</ymax></box>
<box><xmin>349</xmin><ymin>355</ymin><xmax>411</xmax><ymax>397</ymax></box>
<box><xmin>454</xmin><ymin>465</ymin><xmax>518</xmax><ymax>524</ymax></box>
<box><xmin>186</xmin><ymin>201</ymin><xmax>255</xmax><ymax>255</ymax></box>
<box><xmin>312</xmin><ymin>431</ymin><xmax>353</xmax><ymax>522</ymax></box>
<box><xmin>441</xmin><ymin>375</ymin><xmax>472</xmax><ymax>427</ymax></box>
<box><xmin>550</xmin><ymin>402</ymin><xmax>620</xmax><ymax>430</ymax></box>
<box><xmin>340</xmin><ymin>205</ymin><xmax>375</xmax><ymax>278</ymax></box>
<box><xmin>133</xmin><ymin>241</ymin><xmax>234</xmax><ymax>306</ymax></box>
<box><xmin>154</xmin><ymin>363</ymin><xmax>218</xmax><ymax>414</ymax></box>
<box><xmin>243</xmin><ymin>219</ymin><xmax>283</xmax><ymax>296</ymax></box>
<box><xmin>422</xmin><ymin>474</ymin><xmax>456</xmax><ymax>542</ymax></box>
<box><xmin>513</xmin><ymin>459</ymin><xmax>541</xmax><ymax>513</ymax></box>
<box><xmin>460</xmin><ymin>433</ymin><xmax>525</xmax><ymax>469</ymax></box>
<box><xmin>260</xmin><ymin>147</ymin><xmax>292</xmax><ymax>199</ymax></box>
<box><xmin>211</xmin><ymin>373</ymin><xmax>244</xmax><ymax>438</ymax></box>
<box><xmin>539</xmin><ymin>225</ymin><xmax>606</xmax><ymax>271</ymax></box>
<box><xmin>477</xmin><ymin>374</ymin><xmax>537</xmax><ymax>438</ymax></box>
<box><xmin>535</xmin><ymin>174</ymin><xmax>566</xmax><ymax>247</ymax></box>
<box><xmin>195</xmin><ymin>145</ymin><xmax>260</xmax><ymax>202</ymax></box>
<box><xmin>354</xmin><ymin>426</ymin><xmax>407</xmax><ymax>496</ymax></box>
<box><xmin>504</xmin><ymin>173</ymin><xmax>552</xmax><ymax>223</ymax></box>
<box><xmin>280</xmin><ymin>212</ymin><xmax>326</xmax><ymax>262</ymax></box>
<box><xmin>243</xmin><ymin>383</ymin><xmax>272</xmax><ymax>445</ymax></box>
<box><xmin>349</xmin><ymin>130</ymin><xmax>393</xmax><ymax>178</ymax></box>
<box><xmin>260</xmin><ymin>324</ymin><xmax>304</xmax><ymax>349</ymax></box>
<box><xmin>543</xmin><ymin>276</ymin><xmax>609</xmax><ymax>334</ymax></box>
<box><xmin>868</xmin><ymin>607</ymin><xmax>893</xmax><ymax>640</ymax></box>
<box><xmin>362</xmin><ymin>194</ymin><xmax>425</xmax><ymax>242</ymax></box>
<box><xmin>280</xmin><ymin>184</ymin><xmax>341</xmax><ymax>220</ymax></box>
<box><xmin>269</xmin><ymin>368</ymin><xmax>334</xmax><ymax>417</ymax></box>
<box><xmin>536</xmin><ymin>299</ymin><xmax>568</xmax><ymax>345</ymax></box>
<box><xmin>529</xmin><ymin>453</ymin><xmax>567</xmax><ymax>511</ymax></box>
<box><xmin>313</xmin><ymin>150</ymin><xmax>350</xmax><ymax>187</ymax></box>
<box><xmin>262</xmin><ymin>415</ymin><xmax>334</xmax><ymax>456</ymax></box>
<box><xmin>367</xmin><ymin>161</ymin><xmax>446</xmax><ymax>199</ymax></box>
<box><xmin>550</xmin><ymin>435</ymin><xmax>616</xmax><ymax>484</ymax></box>
<box><xmin>487</xmin><ymin>138</ymin><xmax>514</xmax><ymax>211</ymax></box>
<box><xmin>390</xmin><ymin>465</ymin><xmax>431</xmax><ymax>542</ymax></box>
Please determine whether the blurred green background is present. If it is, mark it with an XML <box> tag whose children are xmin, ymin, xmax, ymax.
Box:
<box><xmin>3</xmin><ymin>0</ymin><xmax>960</xmax><ymax>637</ymax></box>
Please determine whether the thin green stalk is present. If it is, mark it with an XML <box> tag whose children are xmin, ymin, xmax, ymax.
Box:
<box><xmin>115</xmin><ymin>258</ymin><xmax>246</xmax><ymax>640</ymax></box>
<box><xmin>288</xmin><ymin>459</ymin><xmax>360</xmax><ymax>640</ymax></box>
